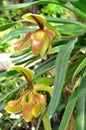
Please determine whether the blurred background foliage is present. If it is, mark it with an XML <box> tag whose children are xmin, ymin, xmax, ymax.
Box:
<box><xmin>0</xmin><ymin>0</ymin><xmax>86</xmax><ymax>130</ymax></box>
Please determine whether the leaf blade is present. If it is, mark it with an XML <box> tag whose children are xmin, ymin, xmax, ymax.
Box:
<box><xmin>48</xmin><ymin>37</ymin><xmax>77</xmax><ymax>118</ymax></box>
<box><xmin>59</xmin><ymin>88</ymin><xmax>78</xmax><ymax>130</ymax></box>
<box><xmin>76</xmin><ymin>70</ymin><xmax>86</xmax><ymax>130</ymax></box>
<box><xmin>59</xmin><ymin>70</ymin><xmax>86</xmax><ymax>130</ymax></box>
<box><xmin>72</xmin><ymin>57</ymin><xmax>86</xmax><ymax>80</ymax></box>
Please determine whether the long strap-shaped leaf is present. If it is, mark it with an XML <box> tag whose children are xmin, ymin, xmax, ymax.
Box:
<box><xmin>76</xmin><ymin>70</ymin><xmax>86</xmax><ymax>130</ymax></box>
<box><xmin>76</xmin><ymin>95</ymin><xmax>86</xmax><ymax>130</ymax></box>
<box><xmin>72</xmin><ymin>57</ymin><xmax>86</xmax><ymax>80</ymax></box>
<box><xmin>48</xmin><ymin>37</ymin><xmax>77</xmax><ymax>118</ymax></box>
<box><xmin>59</xmin><ymin>88</ymin><xmax>78</xmax><ymax>130</ymax></box>
<box><xmin>58</xmin><ymin>70</ymin><xmax>86</xmax><ymax>130</ymax></box>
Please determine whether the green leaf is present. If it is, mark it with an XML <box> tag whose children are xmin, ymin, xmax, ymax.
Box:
<box><xmin>46</xmin><ymin>17</ymin><xmax>86</xmax><ymax>28</ymax></box>
<box><xmin>51</xmin><ymin>45</ymin><xmax>64</xmax><ymax>54</ymax></box>
<box><xmin>76</xmin><ymin>95</ymin><xmax>86</xmax><ymax>130</ymax></box>
<box><xmin>34</xmin><ymin>77</ymin><xmax>54</xmax><ymax>85</ymax></box>
<box><xmin>0</xmin><ymin>27</ymin><xmax>36</xmax><ymax>44</ymax></box>
<box><xmin>59</xmin><ymin>70</ymin><xmax>86</xmax><ymax>130</ymax></box>
<box><xmin>0</xmin><ymin>81</ymin><xmax>27</xmax><ymax>102</ymax></box>
<box><xmin>14</xmin><ymin>55</ymin><xmax>39</xmax><ymax>65</ymax></box>
<box><xmin>58</xmin><ymin>88</ymin><xmax>78</xmax><ymax>130</ymax></box>
<box><xmin>36</xmin><ymin>106</ymin><xmax>48</xmax><ymax>130</ymax></box>
<box><xmin>72</xmin><ymin>57</ymin><xmax>86</xmax><ymax>80</ymax></box>
<box><xmin>1</xmin><ymin>1</ymin><xmax>38</xmax><ymax>10</ymax></box>
<box><xmin>48</xmin><ymin>37</ymin><xmax>77</xmax><ymax>118</ymax></box>
<box><xmin>76</xmin><ymin>70</ymin><xmax>86</xmax><ymax>130</ymax></box>
<box><xmin>71</xmin><ymin>0</ymin><xmax>86</xmax><ymax>13</ymax></box>
<box><xmin>43</xmin><ymin>113</ymin><xmax>52</xmax><ymax>130</ymax></box>
<box><xmin>56</xmin><ymin>24</ymin><xmax>86</xmax><ymax>34</ymax></box>
<box><xmin>0</xmin><ymin>23</ymin><xmax>16</xmax><ymax>31</ymax></box>
<box><xmin>34</xmin><ymin>55</ymin><xmax>56</xmax><ymax>79</ymax></box>
<box><xmin>10</xmin><ymin>48</ymin><xmax>31</xmax><ymax>58</ymax></box>
<box><xmin>11</xmin><ymin>117</ymin><xmax>22</xmax><ymax>130</ymax></box>
<box><xmin>0</xmin><ymin>20</ymin><xmax>24</xmax><ymax>31</ymax></box>
<box><xmin>1</xmin><ymin>0</ymin><xmax>86</xmax><ymax>19</ymax></box>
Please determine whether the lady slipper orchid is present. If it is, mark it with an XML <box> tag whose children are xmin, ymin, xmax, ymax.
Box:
<box><xmin>14</xmin><ymin>13</ymin><xmax>55</xmax><ymax>57</ymax></box>
<box><xmin>6</xmin><ymin>90</ymin><xmax>46</xmax><ymax>122</ymax></box>
<box><xmin>5</xmin><ymin>66</ymin><xmax>52</xmax><ymax>122</ymax></box>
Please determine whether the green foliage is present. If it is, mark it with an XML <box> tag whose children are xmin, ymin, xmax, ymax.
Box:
<box><xmin>38</xmin><ymin>3</ymin><xmax>71</xmax><ymax>18</ymax></box>
<box><xmin>0</xmin><ymin>0</ymin><xmax>86</xmax><ymax>130</ymax></box>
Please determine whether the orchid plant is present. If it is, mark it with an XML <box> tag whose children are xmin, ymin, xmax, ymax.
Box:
<box><xmin>0</xmin><ymin>1</ymin><xmax>86</xmax><ymax>130</ymax></box>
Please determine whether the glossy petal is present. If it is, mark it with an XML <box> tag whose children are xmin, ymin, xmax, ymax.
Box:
<box><xmin>22</xmin><ymin>13</ymin><xmax>46</xmax><ymax>29</ymax></box>
<box><xmin>32</xmin><ymin>104</ymin><xmax>42</xmax><ymax>117</ymax></box>
<box><xmin>14</xmin><ymin>31</ymin><xmax>33</xmax><ymax>52</ymax></box>
<box><xmin>31</xmin><ymin>30</ymin><xmax>45</xmax><ymax>56</ymax></box>
<box><xmin>43</xmin><ymin>29</ymin><xmax>55</xmax><ymax>54</ymax></box>
<box><xmin>40</xmin><ymin>32</ymin><xmax>49</xmax><ymax>57</ymax></box>
<box><xmin>34</xmin><ymin>83</ymin><xmax>53</xmax><ymax>94</ymax></box>
<box><xmin>33</xmin><ymin>91</ymin><xmax>46</xmax><ymax>105</ymax></box>
<box><xmin>6</xmin><ymin>98</ymin><xmax>22</xmax><ymax>113</ymax></box>
<box><xmin>22</xmin><ymin>102</ymin><xmax>33</xmax><ymax>122</ymax></box>
<box><xmin>45</xmin><ymin>29</ymin><xmax>55</xmax><ymax>41</ymax></box>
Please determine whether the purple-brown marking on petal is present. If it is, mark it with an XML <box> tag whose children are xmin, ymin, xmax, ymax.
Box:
<box><xmin>31</xmin><ymin>15</ymin><xmax>44</xmax><ymax>29</ymax></box>
<box><xmin>45</xmin><ymin>29</ymin><xmax>55</xmax><ymax>41</ymax></box>
<box><xmin>14</xmin><ymin>30</ymin><xmax>37</xmax><ymax>52</ymax></box>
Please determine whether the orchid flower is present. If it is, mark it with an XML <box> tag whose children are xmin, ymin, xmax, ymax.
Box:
<box><xmin>14</xmin><ymin>13</ymin><xmax>55</xmax><ymax>57</ymax></box>
<box><xmin>6</xmin><ymin>89</ymin><xmax>46</xmax><ymax>122</ymax></box>
<box><xmin>5</xmin><ymin>66</ymin><xmax>53</xmax><ymax>122</ymax></box>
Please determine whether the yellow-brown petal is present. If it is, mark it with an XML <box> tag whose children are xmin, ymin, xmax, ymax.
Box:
<box><xmin>14</xmin><ymin>31</ymin><xmax>33</xmax><ymax>52</ymax></box>
<box><xmin>22</xmin><ymin>13</ymin><xmax>46</xmax><ymax>29</ymax></box>
<box><xmin>40</xmin><ymin>32</ymin><xmax>49</xmax><ymax>57</ymax></box>
<box><xmin>31</xmin><ymin>31</ymin><xmax>44</xmax><ymax>56</ymax></box>
<box><xmin>22</xmin><ymin>102</ymin><xmax>33</xmax><ymax>122</ymax></box>
<box><xmin>32</xmin><ymin>39</ymin><xmax>43</xmax><ymax>56</ymax></box>
<box><xmin>6</xmin><ymin>98</ymin><xmax>22</xmax><ymax>114</ymax></box>
<box><xmin>33</xmin><ymin>91</ymin><xmax>46</xmax><ymax>105</ymax></box>
<box><xmin>32</xmin><ymin>104</ymin><xmax>42</xmax><ymax>117</ymax></box>
<box><xmin>45</xmin><ymin>29</ymin><xmax>55</xmax><ymax>41</ymax></box>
